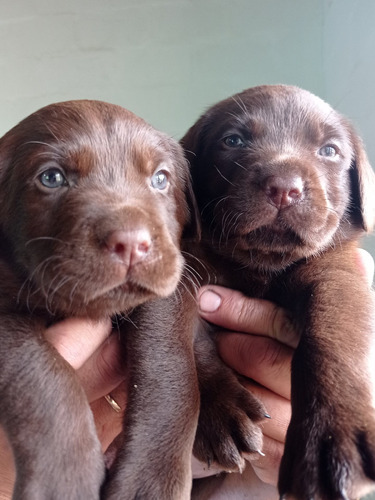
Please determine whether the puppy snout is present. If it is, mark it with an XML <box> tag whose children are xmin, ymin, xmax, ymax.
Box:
<box><xmin>105</xmin><ymin>229</ymin><xmax>152</xmax><ymax>267</ymax></box>
<box><xmin>263</xmin><ymin>175</ymin><xmax>304</xmax><ymax>210</ymax></box>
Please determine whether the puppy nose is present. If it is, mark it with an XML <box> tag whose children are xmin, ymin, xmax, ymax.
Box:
<box><xmin>263</xmin><ymin>175</ymin><xmax>304</xmax><ymax>210</ymax></box>
<box><xmin>105</xmin><ymin>229</ymin><xmax>151</xmax><ymax>267</ymax></box>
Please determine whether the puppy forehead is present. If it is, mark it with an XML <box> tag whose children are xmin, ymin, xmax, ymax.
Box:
<box><xmin>12</xmin><ymin>101</ymin><xmax>170</xmax><ymax>176</ymax></box>
<box><xmin>67</xmin><ymin>119</ymin><xmax>169</xmax><ymax>176</ymax></box>
<box><xmin>218</xmin><ymin>85</ymin><xmax>346</xmax><ymax>141</ymax></box>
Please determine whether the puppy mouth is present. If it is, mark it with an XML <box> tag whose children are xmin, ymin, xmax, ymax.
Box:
<box><xmin>25</xmin><ymin>249</ymin><xmax>183</xmax><ymax>318</ymax></box>
<box><xmin>224</xmin><ymin>206</ymin><xmax>304</xmax><ymax>245</ymax></box>
<box><xmin>223</xmin><ymin>195</ymin><xmax>338</xmax><ymax>252</ymax></box>
<box><xmin>86</xmin><ymin>252</ymin><xmax>182</xmax><ymax>304</ymax></box>
<box><xmin>214</xmin><ymin>225</ymin><xmax>309</xmax><ymax>271</ymax></box>
<box><xmin>240</xmin><ymin>225</ymin><xmax>304</xmax><ymax>252</ymax></box>
<box><xmin>219</xmin><ymin>212</ymin><xmax>327</xmax><ymax>269</ymax></box>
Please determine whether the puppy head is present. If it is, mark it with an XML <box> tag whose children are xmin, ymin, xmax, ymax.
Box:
<box><xmin>181</xmin><ymin>85</ymin><xmax>375</xmax><ymax>271</ymax></box>
<box><xmin>0</xmin><ymin>100</ymin><xmax>195</xmax><ymax>317</ymax></box>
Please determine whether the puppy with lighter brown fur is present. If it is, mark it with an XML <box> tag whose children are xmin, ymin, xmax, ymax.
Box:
<box><xmin>0</xmin><ymin>100</ymin><xmax>199</xmax><ymax>499</ymax></box>
<box><xmin>181</xmin><ymin>85</ymin><xmax>375</xmax><ymax>499</ymax></box>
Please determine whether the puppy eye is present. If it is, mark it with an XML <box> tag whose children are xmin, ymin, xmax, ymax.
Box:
<box><xmin>318</xmin><ymin>145</ymin><xmax>338</xmax><ymax>158</ymax></box>
<box><xmin>151</xmin><ymin>169</ymin><xmax>169</xmax><ymax>190</ymax></box>
<box><xmin>223</xmin><ymin>135</ymin><xmax>245</xmax><ymax>148</ymax></box>
<box><xmin>39</xmin><ymin>168</ymin><xmax>68</xmax><ymax>189</ymax></box>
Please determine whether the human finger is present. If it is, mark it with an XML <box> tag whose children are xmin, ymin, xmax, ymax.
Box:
<box><xmin>243</xmin><ymin>381</ymin><xmax>290</xmax><ymax>486</ymax></box>
<box><xmin>0</xmin><ymin>426</ymin><xmax>15</xmax><ymax>498</ymax></box>
<box><xmin>216</xmin><ymin>331</ymin><xmax>293</xmax><ymax>399</ymax></box>
<box><xmin>198</xmin><ymin>286</ymin><xmax>298</xmax><ymax>348</ymax></box>
<box><xmin>90</xmin><ymin>381</ymin><xmax>127</xmax><ymax>452</ymax></box>
<box><xmin>244</xmin><ymin>380</ymin><xmax>290</xmax><ymax>443</ymax></box>
<box><xmin>247</xmin><ymin>435</ymin><xmax>284</xmax><ymax>486</ymax></box>
<box><xmin>356</xmin><ymin>248</ymin><xmax>374</xmax><ymax>285</ymax></box>
<box><xmin>44</xmin><ymin>317</ymin><xmax>112</xmax><ymax>369</ymax></box>
<box><xmin>74</xmin><ymin>330</ymin><xmax>127</xmax><ymax>451</ymax></box>
<box><xmin>76</xmin><ymin>330</ymin><xmax>126</xmax><ymax>402</ymax></box>
<box><xmin>78</xmin><ymin>334</ymin><xmax>127</xmax><ymax>453</ymax></box>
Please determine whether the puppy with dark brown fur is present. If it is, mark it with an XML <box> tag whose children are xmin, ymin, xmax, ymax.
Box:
<box><xmin>0</xmin><ymin>100</ymin><xmax>199</xmax><ymax>499</ymax></box>
<box><xmin>181</xmin><ymin>85</ymin><xmax>375</xmax><ymax>499</ymax></box>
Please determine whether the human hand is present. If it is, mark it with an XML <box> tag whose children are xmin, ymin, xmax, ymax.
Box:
<box><xmin>195</xmin><ymin>248</ymin><xmax>374</xmax><ymax>486</ymax></box>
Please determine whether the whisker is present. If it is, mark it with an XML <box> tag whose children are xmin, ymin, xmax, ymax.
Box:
<box><xmin>182</xmin><ymin>263</ymin><xmax>203</xmax><ymax>284</ymax></box>
<box><xmin>115</xmin><ymin>313</ymin><xmax>138</xmax><ymax>331</ymax></box>
<box><xmin>22</xmin><ymin>140</ymin><xmax>61</xmax><ymax>154</ymax></box>
<box><xmin>214</xmin><ymin>165</ymin><xmax>235</xmax><ymax>187</ymax></box>
<box><xmin>230</xmin><ymin>95</ymin><xmax>248</xmax><ymax>115</ymax></box>
<box><xmin>234</xmin><ymin>161</ymin><xmax>247</xmax><ymax>171</ymax></box>
<box><xmin>25</xmin><ymin>236</ymin><xmax>68</xmax><ymax>248</ymax></box>
<box><xmin>178</xmin><ymin>272</ymin><xmax>199</xmax><ymax>301</ymax></box>
<box><xmin>201</xmin><ymin>195</ymin><xmax>233</xmax><ymax>219</ymax></box>
<box><xmin>46</xmin><ymin>275</ymin><xmax>73</xmax><ymax>308</ymax></box>
<box><xmin>17</xmin><ymin>255</ymin><xmax>61</xmax><ymax>306</ymax></box>
<box><xmin>68</xmin><ymin>280</ymin><xmax>81</xmax><ymax>307</ymax></box>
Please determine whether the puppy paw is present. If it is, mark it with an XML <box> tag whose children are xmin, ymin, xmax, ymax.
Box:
<box><xmin>278</xmin><ymin>408</ymin><xmax>375</xmax><ymax>499</ymax></box>
<box><xmin>194</xmin><ymin>373</ymin><xmax>267</xmax><ymax>472</ymax></box>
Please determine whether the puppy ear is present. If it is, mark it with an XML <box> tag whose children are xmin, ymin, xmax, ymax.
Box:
<box><xmin>0</xmin><ymin>132</ymin><xmax>16</xmax><ymax>222</ymax></box>
<box><xmin>182</xmin><ymin>171</ymin><xmax>201</xmax><ymax>241</ymax></box>
<box><xmin>179</xmin><ymin>123</ymin><xmax>207</xmax><ymax>241</ymax></box>
<box><xmin>0</xmin><ymin>133</ymin><xmax>13</xmax><ymax>176</ymax></box>
<box><xmin>349</xmin><ymin>129</ymin><xmax>375</xmax><ymax>232</ymax></box>
<box><xmin>167</xmin><ymin>136</ymin><xmax>201</xmax><ymax>242</ymax></box>
<box><xmin>180</xmin><ymin>120</ymin><xmax>205</xmax><ymax>168</ymax></box>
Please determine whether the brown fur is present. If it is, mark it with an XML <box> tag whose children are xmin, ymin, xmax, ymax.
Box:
<box><xmin>0</xmin><ymin>100</ymin><xmax>199</xmax><ymax>499</ymax></box>
<box><xmin>181</xmin><ymin>85</ymin><xmax>375</xmax><ymax>499</ymax></box>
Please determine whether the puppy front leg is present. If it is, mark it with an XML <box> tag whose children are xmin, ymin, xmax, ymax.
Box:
<box><xmin>103</xmin><ymin>298</ymin><xmax>199</xmax><ymax>500</ymax></box>
<box><xmin>0</xmin><ymin>316</ymin><xmax>105</xmax><ymax>500</ymax></box>
<box><xmin>278</xmin><ymin>258</ymin><xmax>375</xmax><ymax>500</ymax></box>
<box><xmin>193</xmin><ymin>321</ymin><xmax>267</xmax><ymax>474</ymax></box>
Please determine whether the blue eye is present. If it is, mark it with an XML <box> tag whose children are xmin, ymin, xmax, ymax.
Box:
<box><xmin>223</xmin><ymin>134</ymin><xmax>245</xmax><ymax>148</ymax></box>
<box><xmin>39</xmin><ymin>168</ymin><xmax>68</xmax><ymax>189</ymax></box>
<box><xmin>319</xmin><ymin>145</ymin><xmax>338</xmax><ymax>158</ymax></box>
<box><xmin>151</xmin><ymin>170</ymin><xmax>169</xmax><ymax>190</ymax></box>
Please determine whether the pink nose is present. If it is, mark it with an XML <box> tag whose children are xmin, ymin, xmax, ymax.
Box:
<box><xmin>263</xmin><ymin>175</ymin><xmax>304</xmax><ymax>210</ymax></box>
<box><xmin>105</xmin><ymin>229</ymin><xmax>151</xmax><ymax>267</ymax></box>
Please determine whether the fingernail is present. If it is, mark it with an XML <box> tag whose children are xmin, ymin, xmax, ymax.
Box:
<box><xmin>199</xmin><ymin>289</ymin><xmax>222</xmax><ymax>313</ymax></box>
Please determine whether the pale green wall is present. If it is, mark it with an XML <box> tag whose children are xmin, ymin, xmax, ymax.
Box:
<box><xmin>1</xmin><ymin>0</ymin><xmax>374</xmax><ymax>257</ymax></box>
<box><xmin>0</xmin><ymin>0</ymin><xmax>323</xmax><ymax>139</ymax></box>
<box><xmin>323</xmin><ymin>0</ymin><xmax>375</xmax><ymax>256</ymax></box>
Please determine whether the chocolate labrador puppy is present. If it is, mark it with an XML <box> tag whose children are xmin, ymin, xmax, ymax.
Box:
<box><xmin>181</xmin><ymin>85</ymin><xmax>375</xmax><ymax>499</ymax></box>
<box><xmin>0</xmin><ymin>100</ymin><xmax>199</xmax><ymax>499</ymax></box>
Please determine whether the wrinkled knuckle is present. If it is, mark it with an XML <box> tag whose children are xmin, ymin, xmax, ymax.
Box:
<box><xmin>270</xmin><ymin>306</ymin><xmax>282</xmax><ymax>336</ymax></box>
<box><xmin>271</xmin><ymin>306</ymin><xmax>298</xmax><ymax>347</ymax></box>
<box><xmin>236</xmin><ymin>295</ymin><xmax>256</xmax><ymax>329</ymax></box>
